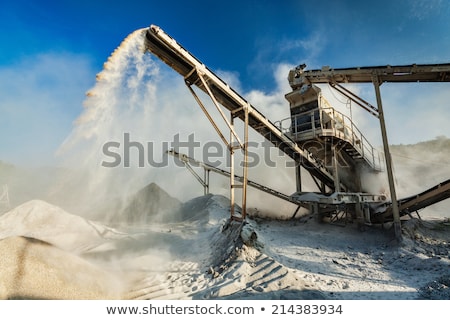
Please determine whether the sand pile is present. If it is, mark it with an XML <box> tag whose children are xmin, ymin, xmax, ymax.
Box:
<box><xmin>112</xmin><ymin>183</ymin><xmax>183</xmax><ymax>224</ymax></box>
<box><xmin>0</xmin><ymin>192</ymin><xmax>449</xmax><ymax>300</ymax></box>
<box><xmin>0</xmin><ymin>236</ymin><xmax>122</xmax><ymax>299</ymax></box>
<box><xmin>121</xmin><ymin>195</ymin><xmax>324</xmax><ymax>300</ymax></box>
<box><xmin>112</xmin><ymin>184</ymin><xmax>228</xmax><ymax>226</ymax></box>
<box><xmin>0</xmin><ymin>199</ymin><xmax>125</xmax><ymax>253</ymax></box>
<box><xmin>198</xmin><ymin>221</ymin><xmax>326</xmax><ymax>300</ymax></box>
<box><xmin>244</xmin><ymin>214</ymin><xmax>450</xmax><ymax>299</ymax></box>
<box><xmin>0</xmin><ymin>200</ymin><xmax>128</xmax><ymax>299</ymax></box>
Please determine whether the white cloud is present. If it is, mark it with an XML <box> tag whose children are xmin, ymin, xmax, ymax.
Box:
<box><xmin>409</xmin><ymin>0</ymin><xmax>444</xmax><ymax>20</ymax></box>
<box><xmin>248</xmin><ymin>30</ymin><xmax>326</xmax><ymax>90</ymax></box>
<box><xmin>215</xmin><ymin>69</ymin><xmax>243</xmax><ymax>93</ymax></box>
<box><xmin>279</xmin><ymin>30</ymin><xmax>325</xmax><ymax>65</ymax></box>
<box><xmin>379</xmin><ymin>83</ymin><xmax>450</xmax><ymax>144</ymax></box>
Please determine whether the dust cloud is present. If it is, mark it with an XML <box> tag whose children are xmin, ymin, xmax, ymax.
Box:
<box><xmin>1</xmin><ymin>27</ymin><xmax>449</xmax><ymax>223</ymax></box>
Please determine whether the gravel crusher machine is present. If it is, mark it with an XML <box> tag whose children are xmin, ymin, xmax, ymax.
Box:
<box><xmin>143</xmin><ymin>25</ymin><xmax>450</xmax><ymax>237</ymax></box>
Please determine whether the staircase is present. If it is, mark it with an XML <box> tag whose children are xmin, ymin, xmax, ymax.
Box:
<box><xmin>276</xmin><ymin>95</ymin><xmax>383</xmax><ymax>192</ymax></box>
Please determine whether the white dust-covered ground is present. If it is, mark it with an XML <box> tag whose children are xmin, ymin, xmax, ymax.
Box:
<box><xmin>0</xmin><ymin>195</ymin><xmax>449</xmax><ymax>300</ymax></box>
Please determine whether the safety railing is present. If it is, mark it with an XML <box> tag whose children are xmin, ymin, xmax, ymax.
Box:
<box><xmin>274</xmin><ymin>98</ymin><xmax>383</xmax><ymax>171</ymax></box>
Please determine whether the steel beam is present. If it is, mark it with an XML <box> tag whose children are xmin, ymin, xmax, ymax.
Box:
<box><xmin>372</xmin><ymin>74</ymin><xmax>402</xmax><ymax>242</ymax></box>
<box><xmin>290</xmin><ymin>63</ymin><xmax>450</xmax><ymax>89</ymax></box>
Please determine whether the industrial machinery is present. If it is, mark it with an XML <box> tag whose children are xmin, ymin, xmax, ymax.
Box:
<box><xmin>143</xmin><ymin>25</ymin><xmax>450</xmax><ymax>231</ymax></box>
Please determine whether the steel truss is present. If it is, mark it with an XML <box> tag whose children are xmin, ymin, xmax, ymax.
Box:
<box><xmin>183</xmin><ymin>67</ymin><xmax>249</xmax><ymax>221</ymax></box>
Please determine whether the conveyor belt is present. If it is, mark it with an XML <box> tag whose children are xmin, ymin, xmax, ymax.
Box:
<box><xmin>372</xmin><ymin>179</ymin><xmax>450</xmax><ymax>222</ymax></box>
<box><xmin>167</xmin><ymin>150</ymin><xmax>306</xmax><ymax>206</ymax></box>
<box><xmin>399</xmin><ymin>179</ymin><xmax>450</xmax><ymax>214</ymax></box>
<box><xmin>144</xmin><ymin>25</ymin><xmax>342</xmax><ymax>191</ymax></box>
<box><xmin>290</xmin><ymin>63</ymin><xmax>450</xmax><ymax>89</ymax></box>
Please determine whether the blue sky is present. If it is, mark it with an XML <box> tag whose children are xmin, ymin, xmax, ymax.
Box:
<box><xmin>1</xmin><ymin>0</ymin><xmax>450</xmax><ymax>166</ymax></box>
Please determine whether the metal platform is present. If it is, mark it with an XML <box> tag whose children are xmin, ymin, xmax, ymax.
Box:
<box><xmin>276</xmin><ymin>84</ymin><xmax>383</xmax><ymax>193</ymax></box>
<box><xmin>276</xmin><ymin>104</ymin><xmax>383</xmax><ymax>172</ymax></box>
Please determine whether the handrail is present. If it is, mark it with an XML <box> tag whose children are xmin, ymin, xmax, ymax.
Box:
<box><xmin>276</xmin><ymin>97</ymin><xmax>383</xmax><ymax>171</ymax></box>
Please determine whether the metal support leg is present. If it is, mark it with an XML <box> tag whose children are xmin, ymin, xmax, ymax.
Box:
<box><xmin>229</xmin><ymin>105</ymin><xmax>249</xmax><ymax>221</ymax></box>
<box><xmin>184</xmin><ymin>70</ymin><xmax>249</xmax><ymax>222</ymax></box>
<box><xmin>230</xmin><ymin>116</ymin><xmax>236</xmax><ymax>219</ymax></box>
<box><xmin>333</xmin><ymin>145</ymin><xmax>341</xmax><ymax>192</ymax></box>
<box><xmin>183</xmin><ymin>162</ymin><xmax>209</xmax><ymax>194</ymax></box>
<box><xmin>291</xmin><ymin>205</ymin><xmax>302</xmax><ymax>219</ymax></box>
<box><xmin>204</xmin><ymin>169</ymin><xmax>210</xmax><ymax>195</ymax></box>
<box><xmin>372</xmin><ymin>74</ymin><xmax>402</xmax><ymax>243</ymax></box>
<box><xmin>355</xmin><ymin>199</ymin><xmax>365</xmax><ymax>230</ymax></box>
<box><xmin>295</xmin><ymin>165</ymin><xmax>302</xmax><ymax>193</ymax></box>
<box><xmin>242</xmin><ymin>104</ymin><xmax>249</xmax><ymax>219</ymax></box>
